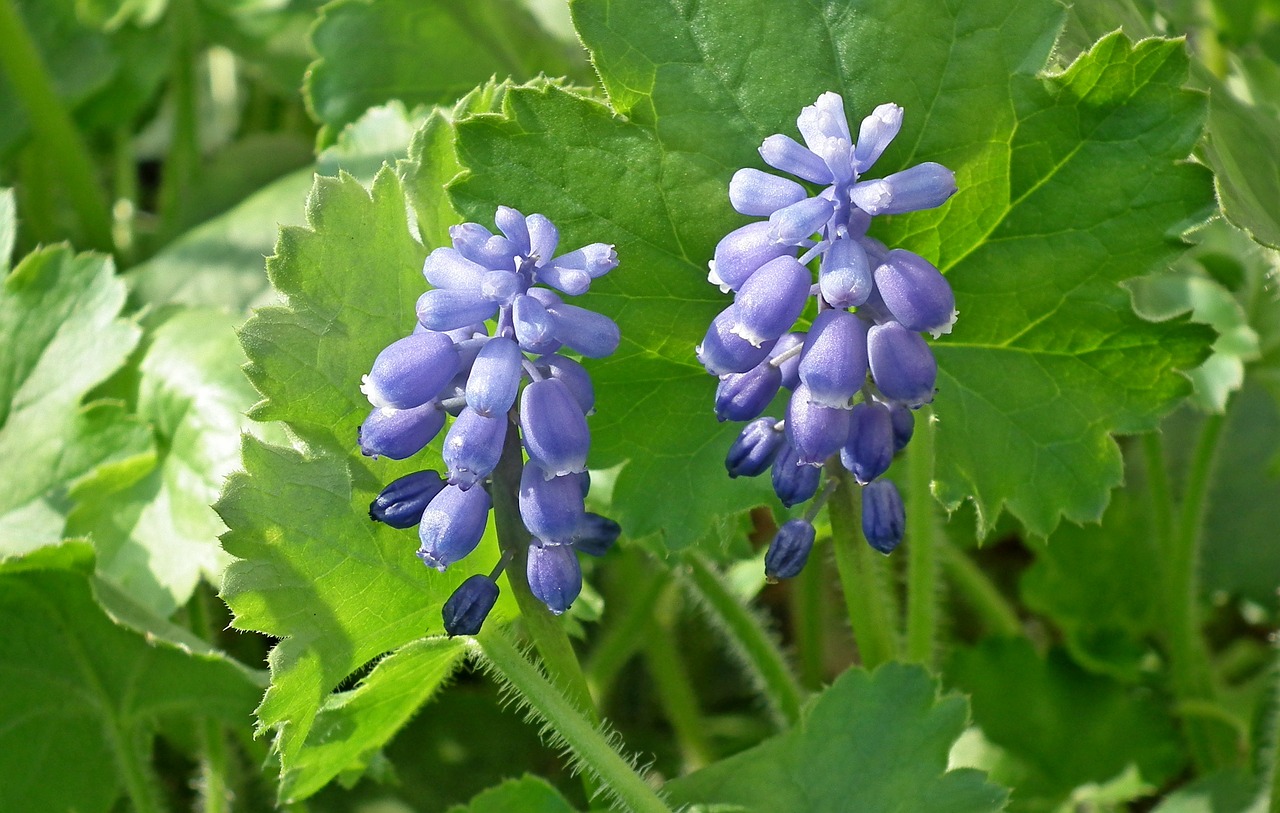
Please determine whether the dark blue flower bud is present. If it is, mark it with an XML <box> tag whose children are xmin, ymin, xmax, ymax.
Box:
<box><xmin>887</xmin><ymin>401</ymin><xmax>915</xmax><ymax>451</ymax></box>
<box><xmin>867</xmin><ymin>322</ymin><xmax>937</xmax><ymax>407</ymax></box>
<box><xmin>442</xmin><ymin>574</ymin><xmax>500</xmax><ymax>636</ymax></box>
<box><xmin>786</xmin><ymin>384</ymin><xmax>852</xmax><ymax>466</ymax></box>
<box><xmin>764</xmin><ymin>519</ymin><xmax>816</xmax><ymax>581</ymax></box>
<box><xmin>369</xmin><ymin>470</ymin><xmax>446</xmax><ymax>528</ymax></box>
<box><xmin>841</xmin><ymin>401</ymin><xmax>894</xmax><ymax>485</ymax></box>
<box><xmin>758</xmin><ymin>133</ymin><xmax>833</xmax><ymax>184</ymax></box>
<box><xmin>850</xmin><ymin>162</ymin><xmax>956</xmax><ymax>216</ymax></box>
<box><xmin>512</xmin><ymin>293</ymin><xmax>561</xmax><ymax>355</ymax></box>
<box><xmin>361</xmin><ymin>332</ymin><xmax>460</xmax><ymax>409</ymax></box>
<box><xmin>798</xmin><ymin>309</ymin><xmax>869</xmax><ymax>408</ymax></box>
<box><xmin>715</xmin><ymin>362</ymin><xmax>782</xmax><ymax>422</ymax></box>
<box><xmin>520</xmin><ymin>378</ymin><xmax>589</xmax><ymax>476</ymax></box>
<box><xmin>874</xmin><ymin>250</ymin><xmax>957</xmax><ymax>336</ymax></box>
<box><xmin>359</xmin><ymin>402</ymin><xmax>446</xmax><ymax>460</ymax></box>
<box><xmin>726</xmin><ymin>417</ymin><xmax>785</xmax><ymax>478</ymax></box>
<box><xmin>819</xmin><ymin>237</ymin><xmax>872</xmax><ymax>308</ymax></box>
<box><xmin>769</xmin><ymin>333</ymin><xmax>804</xmax><ymax>391</ymax></box>
<box><xmin>697</xmin><ymin>306</ymin><xmax>776</xmax><ymax>375</ymax></box>
<box><xmin>572</xmin><ymin>513</ymin><xmax>621</xmax><ymax>557</ymax></box>
<box><xmin>527</xmin><ymin>542</ymin><xmax>582</xmax><ymax>615</ymax></box>
<box><xmin>466</xmin><ymin>337</ymin><xmax>523</xmax><ymax>417</ymax></box>
<box><xmin>519</xmin><ymin>462</ymin><xmax>587</xmax><ymax>543</ymax></box>
<box><xmin>538</xmin><ymin>354</ymin><xmax>594</xmax><ymax>415</ymax></box>
<box><xmin>768</xmin><ymin>196</ymin><xmax>835</xmax><ymax>244</ymax></box>
<box><xmin>417</xmin><ymin>484</ymin><xmax>491</xmax><ymax>571</ymax></box>
<box><xmin>709</xmin><ymin>221</ymin><xmax>795</xmax><ymax>292</ymax></box>
<box><xmin>443</xmin><ymin>407</ymin><xmax>507</xmax><ymax>489</ymax></box>
<box><xmin>771</xmin><ymin>438</ymin><xmax>821</xmax><ymax>507</ymax></box>
<box><xmin>416</xmin><ymin>289</ymin><xmax>498</xmax><ymax>331</ymax></box>
<box><xmin>423</xmin><ymin>247</ymin><xmax>488</xmax><ymax>291</ymax></box>
<box><xmin>729</xmin><ymin>168</ymin><xmax>807</xmax><ymax>216</ymax></box>
<box><xmin>862</xmin><ymin>479</ymin><xmax>905</xmax><ymax>553</ymax></box>
<box><xmin>733</xmin><ymin>256</ymin><xmax>812</xmax><ymax>347</ymax></box>
<box><xmin>852</xmin><ymin>103</ymin><xmax>903</xmax><ymax>174</ymax></box>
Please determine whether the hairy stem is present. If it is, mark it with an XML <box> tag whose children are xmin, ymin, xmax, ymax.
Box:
<box><xmin>474</xmin><ymin>632</ymin><xmax>674</xmax><ymax>813</ymax></box>
<box><xmin>791</xmin><ymin>547</ymin><xmax>827</xmax><ymax>690</ymax></box>
<box><xmin>642</xmin><ymin>585</ymin><xmax>716</xmax><ymax>770</ymax></box>
<box><xmin>110</xmin><ymin>725</ymin><xmax>165</xmax><ymax>813</ymax></box>
<box><xmin>0</xmin><ymin>0</ymin><xmax>113</xmax><ymax>252</ymax></box>
<box><xmin>157</xmin><ymin>0</ymin><xmax>201</xmax><ymax>242</ymax></box>
<box><xmin>187</xmin><ymin>588</ymin><xmax>231</xmax><ymax>813</ymax></box>
<box><xmin>683</xmin><ymin>552</ymin><xmax>804</xmax><ymax>727</ymax></box>
<box><xmin>1166</xmin><ymin>413</ymin><xmax>1237</xmax><ymax>770</ymax></box>
<box><xmin>904</xmin><ymin>409</ymin><xmax>938</xmax><ymax>666</ymax></box>
<box><xmin>937</xmin><ymin>539</ymin><xmax>1021</xmax><ymax>638</ymax></box>
<box><xmin>827</xmin><ymin>464</ymin><xmax>899</xmax><ymax>669</ymax></box>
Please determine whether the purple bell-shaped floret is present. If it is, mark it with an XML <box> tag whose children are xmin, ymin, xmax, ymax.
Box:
<box><xmin>715</xmin><ymin>360</ymin><xmax>782</xmax><ymax>422</ymax></box>
<box><xmin>415</xmin><ymin>288</ymin><xmax>499</xmax><ymax>332</ymax></box>
<box><xmin>873</xmin><ymin>250</ymin><xmax>957</xmax><ymax>336</ymax></box>
<box><xmin>862</xmin><ymin>479</ymin><xmax>905</xmax><ymax>553</ymax></box>
<box><xmin>526</xmin><ymin>212</ymin><xmax>559</xmax><ymax>261</ymax></box>
<box><xmin>819</xmin><ymin>237</ymin><xmax>873</xmax><ymax>309</ymax></box>
<box><xmin>423</xmin><ymin>247</ymin><xmax>488</xmax><ymax>291</ymax></box>
<box><xmin>867</xmin><ymin>322</ymin><xmax>938</xmax><ymax>407</ymax></box>
<box><xmin>709</xmin><ymin>221</ymin><xmax>795</xmax><ymax>293</ymax></box>
<box><xmin>520</xmin><ymin>378</ymin><xmax>590</xmax><ymax>476</ymax></box>
<box><xmin>797</xmin><ymin>309</ymin><xmax>869</xmax><ymax>408</ymax></box>
<box><xmin>519</xmin><ymin>462</ymin><xmax>587</xmax><ymax>543</ymax></box>
<box><xmin>764</xmin><ymin>519</ymin><xmax>816</xmax><ymax>581</ymax></box>
<box><xmin>531</xmin><ymin>292</ymin><xmax>620</xmax><ymax>358</ymax></box>
<box><xmin>732</xmin><ymin>256</ymin><xmax>812</xmax><ymax>347</ymax></box>
<box><xmin>729</xmin><ymin>168</ymin><xmax>808</xmax><ymax>217</ymax></box>
<box><xmin>768</xmin><ymin>196</ymin><xmax>836</xmax><ymax>245</ymax></box>
<box><xmin>786</xmin><ymin>383</ymin><xmax>853</xmax><ymax>465</ymax></box>
<box><xmin>758</xmin><ymin>133</ymin><xmax>833</xmax><ymax>184</ymax></box>
<box><xmin>726</xmin><ymin>417</ymin><xmax>785</xmax><ymax>478</ymax></box>
<box><xmin>887</xmin><ymin>401</ymin><xmax>915</xmax><ymax>451</ymax></box>
<box><xmin>417</xmin><ymin>484</ymin><xmax>491</xmax><ymax>571</ymax></box>
<box><xmin>850</xmin><ymin>162</ymin><xmax>956</xmax><ymax>216</ymax></box>
<box><xmin>697</xmin><ymin>306</ymin><xmax>776</xmax><ymax>375</ymax></box>
<box><xmin>369</xmin><ymin>470</ymin><xmax>446</xmax><ymax>529</ymax></box>
<box><xmin>572</xmin><ymin>513</ymin><xmax>621</xmax><ymax>557</ymax></box>
<box><xmin>771</xmin><ymin>438</ymin><xmax>821</xmax><ymax>507</ymax></box>
<box><xmin>841</xmin><ymin>401</ymin><xmax>894</xmax><ymax>485</ymax></box>
<box><xmin>361</xmin><ymin>332</ymin><xmax>460</xmax><ymax>409</ymax></box>
<box><xmin>527</xmin><ymin>542</ymin><xmax>582</xmax><ymax>615</ymax></box>
<box><xmin>852</xmin><ymin>103</ymin><xmax>903</xmax><ymax>174</ymax></box>
<box><xmin>359</xmin><ymin>402</ymin><xmax>446</xmax><ymax>460</ymax></box>
<box><xmin>442</xmin><ymin>574</ymin><xmax>501</xmax><ymax>636</ymax></box>
<box><xmin>466</xmin><ymin>337</ymin><xmax>524</xmax><ymax>417</ymax></box>
<box><xmin>512</xmin><ymin>294</ymin><xmax>561</xmax><ymax>355</ymax></box>
<box><xmin>443</xmin><ymin>407</ymin><xmax>508</xmax><ymax>489</ymax></box>
<box><xmin>538</xmin><ymin>354</ymin><xmax>595</xmax><ymax>414</ymax></box>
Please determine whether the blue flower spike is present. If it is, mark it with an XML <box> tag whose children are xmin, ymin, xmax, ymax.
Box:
<box><xmin>360</xmin><ymin>206</ymin><xmax>623</xmax><ymax>619</ymax></box>
<box><xmin>701</xmin><ymin>93</ymin><xmax>957</xmax><ymax>576</ymax></box>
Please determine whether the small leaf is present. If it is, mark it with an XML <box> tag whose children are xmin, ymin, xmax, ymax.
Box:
<box><xmin>1203</xmin><ymin>77</ymin><xmax>1280</xmax><ymax>249</ymax></box>
<box><xmin>0</xmin><ymin>542</ymin><xmax>261</xmax><ymax>813</ymax></box>
<box><xmin>664</xmin><ymin>663</ymin><xmax>1008</xmax><ymax>813</ymax></box>
<box><xmin>446</xmin><ymin>775</ymin><xmax>580</xmax><ymax>813</ymax></box>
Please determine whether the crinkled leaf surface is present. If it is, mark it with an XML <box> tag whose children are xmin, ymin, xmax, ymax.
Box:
<box><xmin>447</xmin><ymin>0</ymin><xmax>1214</xmax><ymax>547</ymax></box>
<box><xmin>220</xmin><ymin>168</ymin><xmax>512</xmax><ymax>800</ymax></box>
<box><xmin>945</xmin><ymin>638</ymin><xmax>1185</xmax><ymax>811</ymax></box>
<box><xmin>664</xmin><ymin>663</ymin><xmax>1007</xmax><ymax>812</ymax></box>
<box><xmin>66</xmin><ymin>308</ymin><xmax>269</xmax><ymax>616</ymax></box>
<box><xmin>0</xmin><ymin>542</ymin><xmax>261</xmax><ymax>813</ymax></box>
<box><xmin>0</xmin><ymin>245</ymin><xmax>150</xmax><ymax>552</ymax></box>
<box><xmin>446</xmin><ymin>775</ymin><xmax>579</xmax><ymax>813</ymax></box>
<box><xmin>305</xmin><ymin>0</ymin><xmax>585</xmax><ymax>144</ymax></box>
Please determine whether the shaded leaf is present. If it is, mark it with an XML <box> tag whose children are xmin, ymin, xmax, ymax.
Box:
<box><xmin>446</xmin><ymin>775</ymin><xmax>580</xmax><ymax>813</ymax></box>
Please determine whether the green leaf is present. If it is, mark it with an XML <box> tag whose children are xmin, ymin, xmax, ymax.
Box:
<box><xmin>0</xmin><ymin>245</ymin><xmax>150</xmax><ymax>553</ymax></box>
<box><xmin>0</xmin><ymin>187</ymin><xmax>14</xmax><ymax>268</ymax></box>
<box><xmin>1203</xmin><ymin>76</ymin><xmax>1280</xmax><ymax>249</ymax></box>
<box><xmin>66</xmin><ymin>307</ymin><xmax>270</xmax><ymax>616</ymax></box>
<box><xmin>0</xmin><ymin>542</ymin><xmax>261</xmax><ymax>813</ymax></box>
<box><xmin>446</xmin><ymin>775</ymin><xmax>580</xmax><ymax>813</ymax></box>
<box><xmin>665</xmin><ymin>663</ymin><xmax>1008</xmax><ymax>813</ymax></box>
<box><xmin>304</xmin><ymin>0</ymin><xmax>586</xmax><ymax>145</ymax></box>
<box><xmin>945</xmin><ymin>637</ymin><xmax>1185</xmax><ymax>811</ymax></box>
<box><xmin>282</xmin><ymin>637</ymin><xmax>467</xmax><ymax>801</ymax></box>
<box><xmin>448</xmin><ymin>1</ymin><xmax>1214</xmax><ymax>544</ymax></box>
<box><xmin>219</xmin><ymin>168</ymin><xmax>514</xmax><ymax>799</ymax></box>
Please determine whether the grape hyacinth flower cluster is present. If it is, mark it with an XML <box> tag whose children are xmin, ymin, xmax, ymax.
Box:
<box><xmin>361</xmin><ymin>206</ymin><xmax>622</xmax><ymax>635</ymax></box>
<box><xmin>697</xmin><ymin>93</ymin><xmax>957</xmax><ymax>580</ymax></box>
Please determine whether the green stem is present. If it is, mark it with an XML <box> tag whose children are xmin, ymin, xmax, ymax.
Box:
<box><xmin>791</xmin><ymin>547</ymin><xmax>826</xmax><ymax>690</ymax></box>
<box><xmin>683</xmin><ymin>553</ymin><xmax>804</xmax><ymax>727</ymax></box>
<box><xmin>157</xmin><ymin>0</ymin><xmax>201</xmax><ymax>242</ymax></box>
<box><xmin>110</xmin><ymin>725</ymin><xmax>165</xmax><ymax>813</ymax></box>
<box><xmin>904</xmin><ymin>408</ymin><xmax>937</xmax><ymax>666</ymax></box>
<box><xmin>474</xmin><ymin>633</ymin><xmax>675</xmax><ymax>813</ymax></box>
<box><xmin>111</xmin><ymin>126</ymin><xmax>137</xmax><ymax>266</ymax></box>
<box><xmin>1141</xmin><ymin>433</ymin><xmax>1175</xmax><ymax>553</ymax></box>
<box><xmin>1166</xmin><ymin>413</ymin><xmax>1236</xmax><ymax>770</ymax></box>
<box><xmin>490</xmin><ymin>419</ymin><xmax>598</xmax><ymax>722</ymax></box>
<box><xmin>1266</xmin><ymin>645</ymin><xmax>1280</xmax><ymax>813</ymax></box>
<box><xmin>0</xmin><ymin>0</ymin><xmax>113</xmax><ymax>252</ymax></box>
<box><xmin>827</xmin><ymin>465</ymin><xmax>899</xmax><ymax>669</ymax></box>
<box><xmin>186</xmin><ymin>589</ymin><xmax>230</xmax><ymax>813</ymax></box>
<box><xmin>586</xmin><ymin>557</ymin><xmax>666</xmax><ymax>701</ymax></box>
<box><xmin>642</xmin><ymin>587</ymin><xmax>716</xmax><ymax>770</ymax></box>
<box><xmin>938</xmin><ymin>539</ymin><xmax>1021</xmax><ymax>638</ymax></box>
